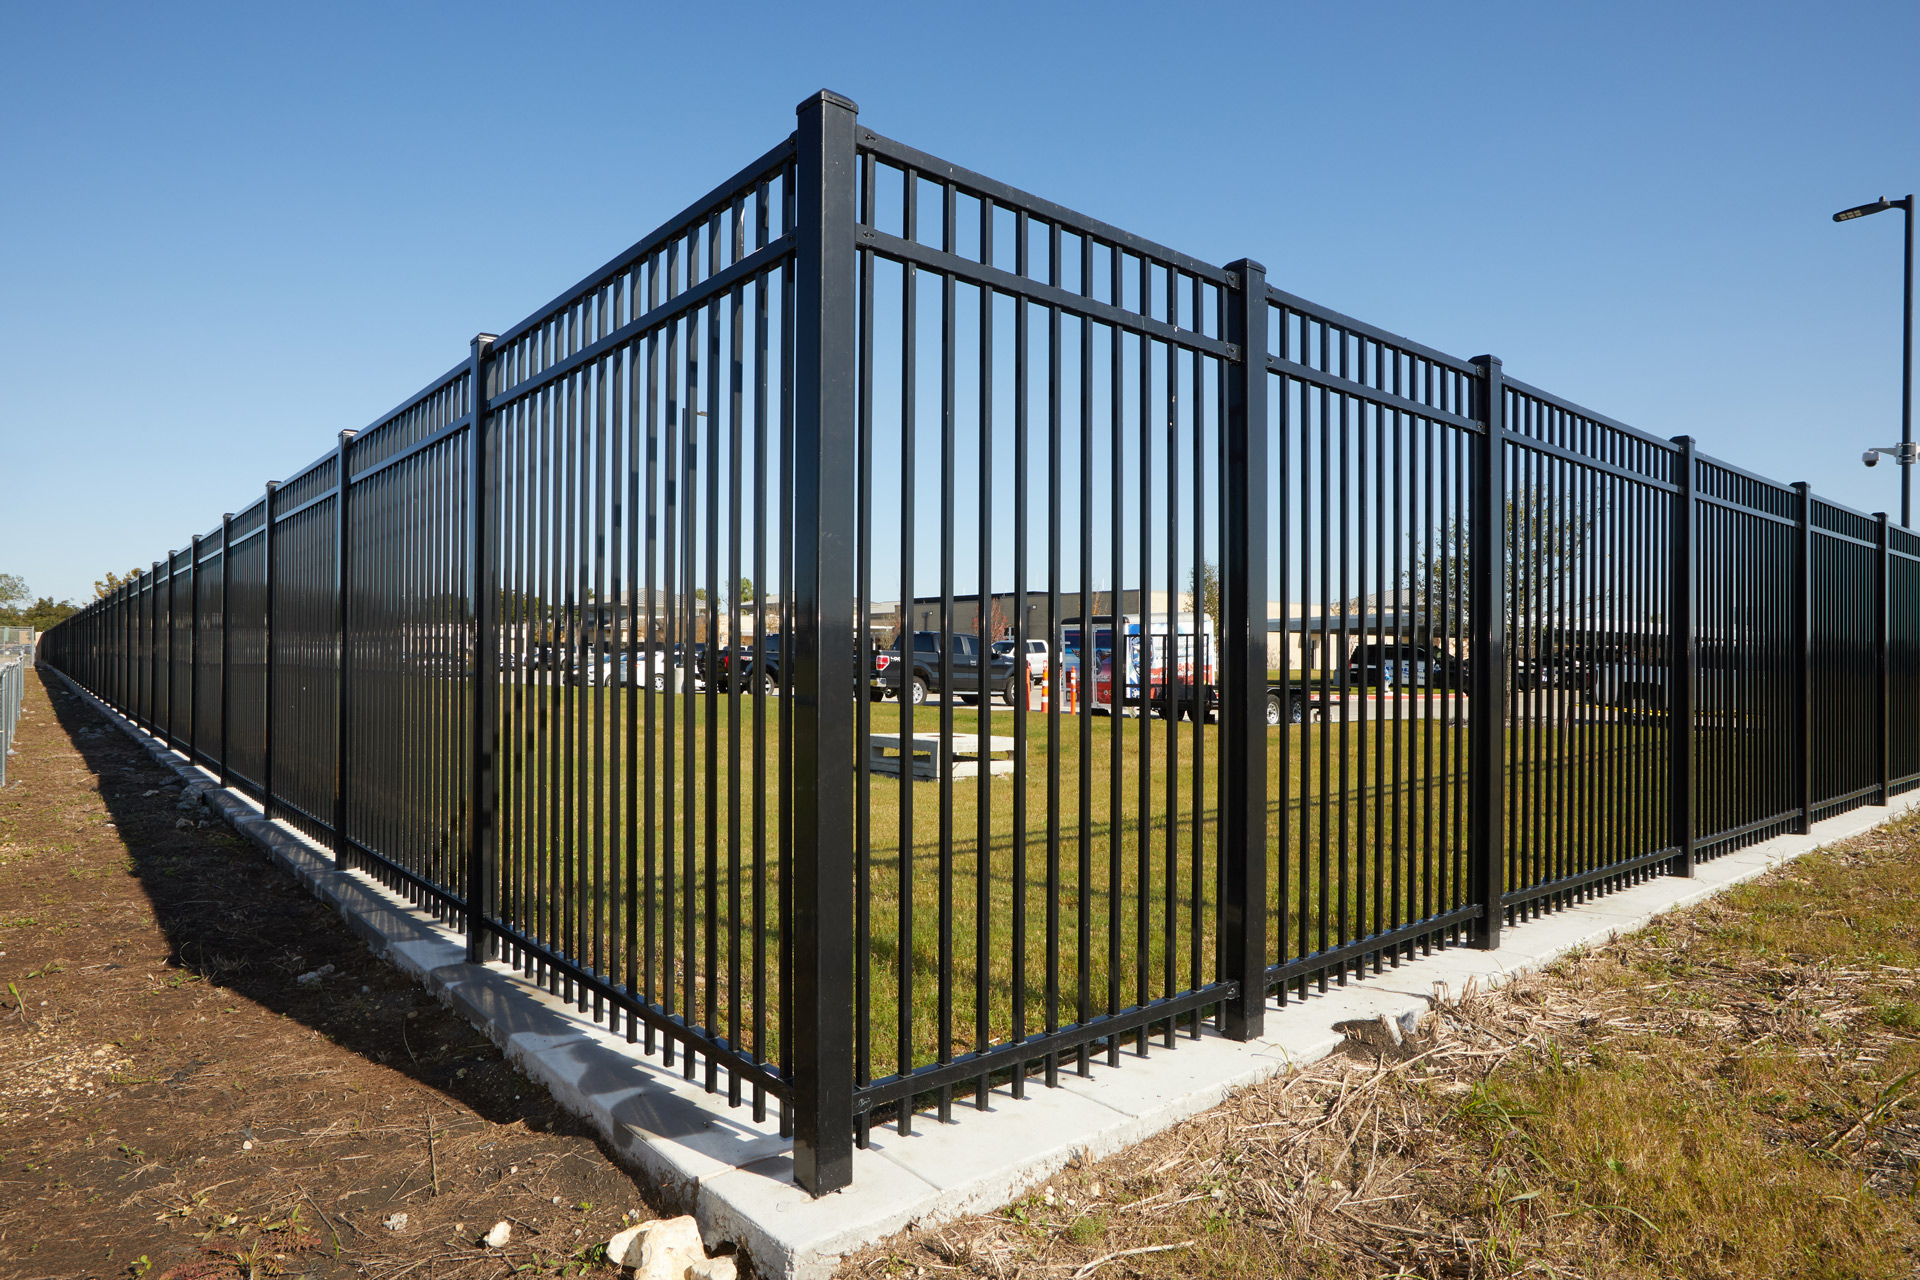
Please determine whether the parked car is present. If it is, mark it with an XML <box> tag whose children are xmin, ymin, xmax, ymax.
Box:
<box><xmin>1344</xmin><ymin>642</ymin><xmax>1465</xmax><ymax>690</ymax></box>
<box><xmin>872</xmin><ymin>631</ymin><xmax>1022</xmax><ymax>705</ymax></box>
<box><xmin>1004</xmin><ymin>637</ymin><xmax>1049</xmax><ymax>683</ymax></box>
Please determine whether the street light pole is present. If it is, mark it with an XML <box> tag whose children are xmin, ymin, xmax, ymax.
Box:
<box><xmin>1836</xmin><ymin>194</ymin><xmax>1916</xmax><ymax>527</ymax></box>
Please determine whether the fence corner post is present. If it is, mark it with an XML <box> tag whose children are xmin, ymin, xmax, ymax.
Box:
<box><xmin>1877</xmin><ymin>510</ymin><xmax>1892</xmax><ymax>805</ymax></box>
<box><xmin>334</xmin><ymin>429</ymin><xmax>358</xmax><ymax>866</ymax></box>
<box><xmin>1669</xmin><ymin>435</ymin><xmax>1696</xmax><ymax>877</ymax></box>
<box><xmin>467</xmin><ymin>335</ymin><xmax>500</xmax><ymax>965</ymax></box>
<box><xmin>189</xmin><ymin>535</ymin><xmax>201</xmax><ymax>760</ymax></box>
<box><xmin>791</xmin><ymin>86</ymin><xmax>860</xmax><ymax>1198</ymax></box>
<box><xmin>1469</xmin><ymin>354</ymin><xmax>1506</xmax><ymax>949</ymax></box>
<box><xmin>1220</xmin><ymin>257</ymin><xmax>1268</xmax><ymax>1039</ymax></box>
<box><xmin>1794</xmin><ymin>480</ymin><xmax>1813</xmax><ymax>833</ymax></box>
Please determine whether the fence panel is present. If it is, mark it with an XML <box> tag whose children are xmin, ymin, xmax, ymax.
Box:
<box><xmin>1500</xmin><ymin>381</ymin><xmax>1677</xmax><ymax>914</ymax></box>
<box><xmin>224</xmin><ymin>502</ymin><xmax>268</xmax><ymax>792</ymax></box>
<box><xmin>343</xmin><ymin>372</ymin><xmax>471</xmax><ymax>915</ymax></box>
<box><xmin>270</xmin><ymin>457</ymin><xmax>340</xmax><ymax>843</ymax></box>
<box><xmin>1895</xmin><ymin>526</ymin><xmax>1920</xmax><ymax>793</ymax></box>
<box><xmin>841</xmin><ymin>126</ymin><xmax>1239</xmax><ymax>1141</ymax></box>
<box><xmin>194</xmin><ymin>527</ymin><xmax>224</xmax><ymax>767</ymax></box>
<box><xmin>1261</xmin><ymin>289</ymin><xmax>1483</xmax><ymax>992</ymax></box>
<box><xmin>1812</xmin><ymin>500</ymin><xmax>1882</xmax><ymax>819</ymax></box>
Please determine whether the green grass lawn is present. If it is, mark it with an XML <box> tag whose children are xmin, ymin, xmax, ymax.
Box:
<box><xmin>476</xmin><ymin>681</ymin><xmax>1678</xmax><ymax>1080</ymax></box>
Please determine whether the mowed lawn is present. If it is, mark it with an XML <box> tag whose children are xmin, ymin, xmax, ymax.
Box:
<box><xmin>483</xmin><ymin>681</ymin><xmax>1677</xmax><ymax>1076</ymax></box>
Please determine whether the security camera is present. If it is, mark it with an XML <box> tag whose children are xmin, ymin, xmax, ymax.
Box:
<box><xmin>1865</xmin><ymin>450</ymin><xmax>1881</xmax><ymax>467</ymax></box>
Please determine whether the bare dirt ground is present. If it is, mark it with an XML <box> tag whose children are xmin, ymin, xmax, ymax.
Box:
<box><xmin>0</xmin><ymin>670</ymin><xmax>667</xmax><ymax>1280</ymax></box>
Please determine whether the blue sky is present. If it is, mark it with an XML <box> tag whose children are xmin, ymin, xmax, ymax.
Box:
<box><xmin>3</xmin><ymin>0</ymin><xmax>1915</xmax><ymax>604</ymax></box>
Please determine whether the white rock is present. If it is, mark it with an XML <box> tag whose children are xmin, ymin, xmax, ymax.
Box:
<box><xmin>606</xmin><ymin>1224</ymin><xmax>646</xmax><ymax>1265</ymax></box>
<box><xmin>685</xmin><ymin>1259</ymin><xmax>737</xmax><ymax>1280</ymax></box>
<box><xmin>483</xmin><ymin>1220</ymin><xmax>511</xmax><ymax>1248</ymax></box>
<box><xmin>608</xmin><ymin>1215</ymin><xmax>707</xmax><ymax>1279</ymax></box>
<box><xmin>383</xmin><ymin>1212</ymin><xmax>409</xmax><ymax>1232</ymax></box>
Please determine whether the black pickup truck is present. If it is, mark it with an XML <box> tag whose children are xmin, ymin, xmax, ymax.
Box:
<box><xmin>871</xmin><ymin>631</ymin><xmax>1023</xmax><ymax>705</ymax></box>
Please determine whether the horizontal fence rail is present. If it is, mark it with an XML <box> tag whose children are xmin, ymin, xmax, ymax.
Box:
<box><xmin>37</xmin><ymin>90</ymin><xmax>1919</xmax><ymax>1197</ymax></box>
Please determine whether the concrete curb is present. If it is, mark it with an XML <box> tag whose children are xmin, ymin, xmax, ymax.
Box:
<box><xmin>41</xmin><ymin>664</ymin><xmax>1920</xmax><ymax>1277</ymax></box>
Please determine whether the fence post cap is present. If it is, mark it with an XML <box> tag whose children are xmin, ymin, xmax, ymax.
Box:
<box><xmin>471</xmin><ymin>332</ymin><xmax>498</xmax><ymax>351</ymax></box>
<box><xmin>1224</xmin><ymin>257</ymin><xmax>1267</xmax><ymax>276</ymax></box>
<box><xmin>796</xmin><ymin>89</ymin><xmax>859</xmax><ymax>116</ymax></box>
<box><xmin>1470</xmin><ymin>353</ymin><xmax>1502</xmax><ymax>368</ymax></box>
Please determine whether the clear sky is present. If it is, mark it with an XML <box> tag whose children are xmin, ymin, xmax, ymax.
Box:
<box><xmin>4</xmin><ymin>0</ymin><xmax>1915</xmax><ymax>605</ymax></box>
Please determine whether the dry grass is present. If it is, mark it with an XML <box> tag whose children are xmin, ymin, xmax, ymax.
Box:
<box><xmin>841</xmin><ymin>811</ymin><xmax>1920</xmax><ymax>1279</ymax></box>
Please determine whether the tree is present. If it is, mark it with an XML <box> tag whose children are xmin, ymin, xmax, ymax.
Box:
<box><xmin>737</xmin><ymin>577</ymin><xmax>756</xmax><ymax>608</ymax></box>
<box><xmin>1403</xmin><ymin>487</ymin><xmax>1606</xmax><ymax>646</ymax></box>
<box><xmin>16</xmin><ymin>597</ymin><xmax>77</xmax><ymax>631</ymax></box>
<box><xmin>94</xmin><ymin>567</ymin><xmax>143</xmax><ymax>600</ymax></box>
<box><xmin>988</xmin><ymin>595</ymin><xmax>1013</xmax><ymax>641</ymax></box>
<box><xmin>1188</xmin><ymin>560</ymin><xmax>1222</xmax><ymax>636</ymax></box>
<box><xmin>0</xmin><ymin>573</ymin><xmax>25</xmax><ymax>614</ymax></box>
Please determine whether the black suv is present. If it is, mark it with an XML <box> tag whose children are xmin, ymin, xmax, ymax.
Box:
<box><xmin>1344</xmin><ymin>642</ymin><xmax>1465</xmax><ymax>690</ymax></box>
<box><xmin>871</xmin><ymin>631</ymin><xmax>1021</xmax><ymax>705</ymax></box>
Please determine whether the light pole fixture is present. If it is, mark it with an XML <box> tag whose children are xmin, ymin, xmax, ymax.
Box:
<box><xmin>1835</xmin><ymin>194</ymin><xmax>1915</xmax><ymax>527</ymax></box>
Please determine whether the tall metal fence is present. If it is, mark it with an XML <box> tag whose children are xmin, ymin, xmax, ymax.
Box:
<box><xmin>39</xmin><ymin>92</ymin><xmax>1920</xmax><ymax>1195</ymax></box>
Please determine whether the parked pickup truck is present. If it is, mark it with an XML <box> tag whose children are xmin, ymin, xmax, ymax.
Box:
<box><xmin>872</xmin><ymin>631</ymin><xmax>1023</xmax><ymax>705</ymax></box>
<box><xmin>712</xmin><ymin>632</ymin><xmax>787</xmax><ymax>693</ymax></box>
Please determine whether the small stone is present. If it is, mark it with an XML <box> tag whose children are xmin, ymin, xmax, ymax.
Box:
<box><xmin>384</xmin><ymin>1212</ymin><xmax>409</xmax><ymax>1232</ymax></box>
<box><xmin>295</xmin><ymin>964</ymin><xmax>337</xmax><ymax>989</ymax></box>
<box><xmin>608</xmin><ymin>1215</ymin><xmax>705</xmax><ymax>1278</ymax></box>
<box><xmin>482</xmin><ymin>1221</ymin><xmax>511</xmax><ymax>1248</ymax></box>
<box><xmin>1396</xmin><ymin>1009</ymin><xmax>1420</xmax><ymax>1041</ymax></box>
<box><xmin>173</xmin><ymin>818</ymin><xmax>192</xmax><ymax>829</ymax></box>
<box><xmin>241</xmin><ymin>1139</ymin><xmax>252</xmax><ymax>1150</ymax></box>
<box><xmin>686</xmin><ymin>1259</ymin><xmax>737</xmax><ymax>1280</ymax></box>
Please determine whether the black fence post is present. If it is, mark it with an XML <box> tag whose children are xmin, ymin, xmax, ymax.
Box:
<box><xmin>1794</xmin><ymin>480</ymin><xmax>1813</xmax><ymax>833</ymax></box>
<box><xmin>1877</xmin><ymin>510</ymin><xmax>1892</xmax><ymax>805</ymax></box>
<box><xmin>467</xmin><ymin>336</ymin><xmax>500</xmax><ymax>964</ymax></box>
<box><xmin>189</xmin><ymin>534</ymin><xmax>200</xmax><ymax>760</ymax></box>
<box><xmin>1469</xmin><ymin>355</ymin><xmax>1507</xmax><ymax>949</ymax></box>
<box><xmin>263</xmin><ymin>482</ymin><xmax>280</xmax><ymax>822</ymax></box>
<box><xmin>335</xmin><ymin>429</ymin><xmax>357</xmax><ymax>864</ymax></box>
<box><xmin>791</xmin><ymin>87</ymin><xmax>859</xmax><ymax>1197</ymax></box>
<box><xmin>148</xmin><ymin>564</ymin><xmax>160</xmax><ymax>736</ymax></box>
<box><xmin>162</xmin><ymin>552</ymin><xmax>175</xmax><ymax>751</ymax></box>
<box><xmin>1220</xmin><ymin>258</ymin><xmax>1269</xmax><ymax>1039</ymax></box>
<box><xmin>1669</xmin><ymin>436</ymin><xmax>1696</xmax><ymax>877</ymax></box>
<box><xmin>219</xmin><ymin>513</ymin><xmax>233</xmax><ymax>789</ymax></box>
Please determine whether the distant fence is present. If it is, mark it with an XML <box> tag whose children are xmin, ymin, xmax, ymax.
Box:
<box><xmin>1</xmin><ymin>643</ymin><xmax>28</xmax><ymax>786</ymax></box>
<box><xmin>39</xmin><ymin>91</ymin><xmax>1918</xmax><ymax>1195</ymax></box>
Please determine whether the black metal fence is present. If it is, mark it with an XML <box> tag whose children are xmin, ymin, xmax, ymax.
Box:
<box><xmin>39</xmin><ymin>91</ymin><xmax>1920</xmax><ymax>1196</ymax></box>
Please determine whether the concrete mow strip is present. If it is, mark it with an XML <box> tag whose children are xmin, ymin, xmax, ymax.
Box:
<box><xmin>43</xmin><ymin>665</ymin><xmax>1920</xmax><ymax>1278</ymax></box>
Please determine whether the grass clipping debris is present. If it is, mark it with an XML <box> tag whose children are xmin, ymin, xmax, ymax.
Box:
<box><xmin>846</xmin><ymin>814</ymin><xmax>1920</xmax><ymax>1279</ymax></box>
